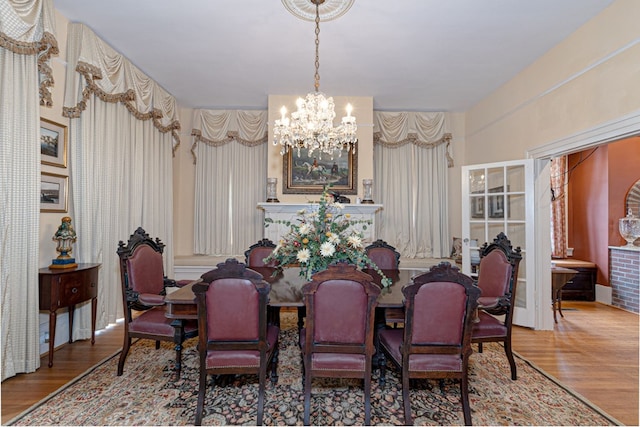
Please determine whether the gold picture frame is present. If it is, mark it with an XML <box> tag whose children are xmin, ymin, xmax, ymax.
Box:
<box><xmin>41</xmin><ymin>172</ymin><xmax>68</xmax><ymax>213</ymax></box>
<box><xmin>282</xmin><ymin>148</ymin><xmax>357</xmax><ymax>195</ymax></box>
<box><xmin>40</xmin><ymin>118</ymin><xmax>68</xmax><ymax>168</ymax></box>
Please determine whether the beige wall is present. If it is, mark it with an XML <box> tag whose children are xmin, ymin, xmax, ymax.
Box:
<box><xmin>464</xmin><ymin>0</ymin><xmax>640</xmax><ymax>164</ymax></box>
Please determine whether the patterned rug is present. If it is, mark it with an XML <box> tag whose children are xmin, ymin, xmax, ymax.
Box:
<box><xmin>8</xmin><ymin>312</ymin><xmax>618</xmax><ymax>426</ymax></box>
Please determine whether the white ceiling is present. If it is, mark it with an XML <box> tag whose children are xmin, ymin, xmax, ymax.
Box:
<box><xmin>52</xmin><ymin>0</ymin><xmax>614</xmax><ymax>112</ymax></box>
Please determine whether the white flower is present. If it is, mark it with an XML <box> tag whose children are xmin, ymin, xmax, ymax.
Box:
<box><xmin>297</xmin><ymin>248</ymin><xmax>310</xmax><ymax>263</ymax></box>
<box><xmin>332</xmin><ymin>202</ymin><xmax>344</xmax><ymax>210</ymax></box>
<box><xmin>298</xmin><ymin>223</ymin><xmax>311</xmax><ymax>235</ymax></box>
<box><xmin>347</xmin><ymin>234</ymin><xmax>363</xmax><ymax>249</ymax></box>
<box><xmin>297</xmin><ymin>209</ymin><xmax>306</xmax><ymax>215</ymax></box>
<box><xmin>328</xmin><ymin>234</ymin><xmax>340</xmax><ymax>244</ymax></box>
<box><xmin>320</xmin><ymin>242</ymin><xmax>336</xmax><ymax>257</ymax></box>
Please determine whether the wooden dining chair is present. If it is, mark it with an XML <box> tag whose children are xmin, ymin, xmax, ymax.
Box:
<box><xmin>116</xmin><ymin>227</ymin><xmax>197</xmax><ymax>379</ymax></box>
<box><xmin>365</xmin><ymin>239</ymin><xmax>403</xmax><ymax>327</ymax></box>
<box><xmin>299</xmin><ymin>262</ymin><xmax>380</xmax><ymax>425</ymax></box>
<box><xmin>471</xmin><ymin>232</ymin><xmax>522</xmax><ymax>380</ymax></box>
<box><xmin>379</xmin><ymin>262</ymin><xmax>480</xmax><ymax>425</ymax></box>
<box><xmin>194</xmin><ymin>258</ymin><xmax>279</xmax><ymax>425</ymax></box>
<box><xmin>244</xmin><ymin>238</ymin><xmax>277</xmax><ymax>267</ymax></box>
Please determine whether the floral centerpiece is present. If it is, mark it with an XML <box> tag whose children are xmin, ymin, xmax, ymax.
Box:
<box><xmin>263</xmin><ymin>186</ymin><xmax>392</xmax><ymax>288</ymax></box>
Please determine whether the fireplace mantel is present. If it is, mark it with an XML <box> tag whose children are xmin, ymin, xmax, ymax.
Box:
<box><xmin>257</xmin><ymin>202</ymin><xmax>383</xmax><ymax>243</ymax></box>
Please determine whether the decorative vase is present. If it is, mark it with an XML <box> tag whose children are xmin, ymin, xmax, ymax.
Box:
<box><xmin>266</xmin><ymin>177</ymin><xmax>279</xmax><ymax>202</ymax></box>
<box><xmin>619</xmin><ymin>208</ymin><xmax>640</xmax><ymax>247</ymax></box>
<box><xmin>362</xmin><ymin>179</ymin><xmax>374</xmax><ymax>204</ymax></box>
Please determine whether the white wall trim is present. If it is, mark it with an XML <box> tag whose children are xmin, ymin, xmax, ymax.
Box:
<box><xmin>528</xmin><ymin>109</ymin><xmax>640</xmax><ymax>159</ymax></box>
<box><xmin>596</xmin><ymin>283</ymin><xmax>613</xmax><ymax>305</ymax></box>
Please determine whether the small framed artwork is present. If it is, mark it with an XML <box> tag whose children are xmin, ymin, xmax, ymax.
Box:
<box><xmin>471</xmin><ymin>196</ymin><xmax>485</xmax><ymax>219</ymax></box>
<box><xmin>283</xmin><ymin>147</ymin><xmax>357</xmax><ymax>194</ymax></box>
<box><xmin>41</xmin><ymin>172</ymin><xmax>68</xmax><ymax>213</ymax></box>
<box><xmin>488</xmin><ymin>186</ymin><xmax>507</xmax><ymax>218</ymax></box>
<box><xmin>40</xmin><ymin>118</ymin><xmax>67</xmax><ymax>168</ymax></box>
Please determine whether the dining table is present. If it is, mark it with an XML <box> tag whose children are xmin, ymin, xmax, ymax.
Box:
<box><xmin>164</xmin><ymin>266</ymin><xmax>428</xmax><ymax>321</ymax></box>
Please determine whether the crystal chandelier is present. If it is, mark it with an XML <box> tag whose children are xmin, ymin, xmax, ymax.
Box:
<box><xmin>274</xmin><ymin>0</ymin><xmax>357</xmax><ymax>159</ymax></box>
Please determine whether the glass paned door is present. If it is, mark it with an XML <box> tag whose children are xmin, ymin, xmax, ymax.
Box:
<box><xmin>462</xmin><ymin>159</ymin><xmax>535</xmax><ymax>327</ymax></box>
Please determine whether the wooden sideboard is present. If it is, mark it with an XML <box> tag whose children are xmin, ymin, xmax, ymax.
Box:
<box><xmin>39</xmin><ymin>263</ymin><xmax>100</xmax><ymax>367</ymax></box>
<box><xmin>551</xmin><ymin>259</ymin><xmax>596</xmax><ymax>301</ymax></box>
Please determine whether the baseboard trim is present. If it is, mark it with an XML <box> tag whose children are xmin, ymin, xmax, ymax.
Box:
<box><xmin>595</xmin><ymin>284</ymin><xmax>612</xmax><ymax>305</ymax></box>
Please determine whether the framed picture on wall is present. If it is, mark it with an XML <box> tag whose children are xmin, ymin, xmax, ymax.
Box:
<box><xmin>282</xmin><ymin>147</ymin><xmax>357</xmax><ymax>194</ymax></box>
<box><xmin>40</xmin><ymin>172</ymin><xmax>68</xmax><ymax>212</ymax></box>
<box><xmin>40</xmin><ymin>118</ymin><xmax>68</xmax><ymax>168</ymax></box>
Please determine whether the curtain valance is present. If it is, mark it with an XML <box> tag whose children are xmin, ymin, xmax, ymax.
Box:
<box><xmin>0</xmin><ymin>0</ymin><xmax>58</xmax><ymax>106</ymax></box>
<box><xmin>62</xmin><ymin>23</ymin><xmax>181</xmax><ymax>150</ymax></box>
<box><xmin>373</xmin><ymin>111</ymin><xmax>453</xmax><ymax>166</ymax></box>
<box><xmin>190</xmin><ymin>109</ymin><xmax>268</xmax><ymax>163</ymax></box>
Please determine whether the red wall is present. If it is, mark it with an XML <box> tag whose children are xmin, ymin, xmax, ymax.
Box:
<box><xmin>567</xmin><ymin>136</ymin><xmax>640</xmax><ymax>286</ymax></box>
<box><xmin>608</xmin><ymin>137</ymin><xmax>640</xmax><ymax>246</ymax></box>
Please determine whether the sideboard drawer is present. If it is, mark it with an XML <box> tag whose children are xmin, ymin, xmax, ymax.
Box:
<box><xmin>561</xmin><ymin>267</ymin><xmax>596</xmax><ymax>301</ymax></box>
<box><xmin>58</xmin><ymin>269</ymin><xmax>98</xmax><ymax>306</ymax></box>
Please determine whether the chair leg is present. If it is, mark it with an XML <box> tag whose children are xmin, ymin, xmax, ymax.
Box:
<box><xmin>194</xmin><ymin>369</ymin><xmax>207</xmax><ymax>426</ymax></box>
<box><xmin>117</xmin><ymin>336</ymin><xmax>132</xmax><ymax>376</ymax></box>
<box><xmin>378</xmin><ymin>350</ymin><xmax>387</xmax><ymax>387</ymax></box>
<box><xmin>460</xmin><ymin>376</ymin><xmax>472</xmax><ymax>426</ymax></box>
<box><xmin>504</xmin><ymin>339</ymin><xmax>517</xmax><ymax>380</ymax></box>
<box><xmin>477</xmin><ymin>342</ymin><xmax>483</xmax><ymax>353</ymax></box>
<box><xmin>257</xmin><ymin>365</ymin><xmax>267</xmax><ymax>425</ymax></box>
<box><xmin>303</xmin><ymin>360</ymin><xmax>312</xmax><ymax>425</ymax></box>
<box><xmin>297</xmin><ymin>306</ymin><xmax>306</xmax><ymax>332</ymax></box>
<box><xmin>402</xmin><ymin>368</ymin><xmax>412</xmax><ymax>425</ymax></box>
<box><xmin>155</xmin><ymin>340</ymin><xmax>160</xmax><ymax>349</ymax></box>
<box><xmin>270</xmin><ymin>346</ymin><xmax>280</xmax><ymax>384</ymax></box>
<box><xmin>364</xmin><ymin>368</ymin><xmax>372</xmax><ymax>425</ymax></box>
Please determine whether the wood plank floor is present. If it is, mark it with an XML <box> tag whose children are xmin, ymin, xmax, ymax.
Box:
<box><xmin>512</xmin><ymin>301</ymin><xmax>639</xmax><ymax>426</ymax></box>
<box><xmin>2</xmin><ymin>302</ymin><xmax>638</xmax><ymax>425</ymax></box>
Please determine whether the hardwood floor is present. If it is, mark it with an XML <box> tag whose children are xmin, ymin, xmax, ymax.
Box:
<box><xmin>2</xmin><ymin>302</ymin><xmax>638</xmax><ymax>425</ymax></box>
<box><xmin>512</xmin><ymin>301</ymin><xmax>639</xmax><ymax>426</ymax></box>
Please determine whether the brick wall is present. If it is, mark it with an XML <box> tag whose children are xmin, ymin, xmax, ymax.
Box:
<box><xmin>609</xmin><ymin>247</ymin><xmax>640</xmax><ymax>313</ymax></box>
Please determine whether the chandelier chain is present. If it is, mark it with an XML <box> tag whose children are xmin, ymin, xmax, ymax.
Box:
<box><xmin>314</xmin><ymin>2</ymin><xmax>320</xmax><ymax>92</ymax></box>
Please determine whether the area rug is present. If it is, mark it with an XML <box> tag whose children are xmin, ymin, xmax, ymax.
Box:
<box><xmin>8</xmin><ymin>313</ymin><xmax>619</xmax><ymax>426</ymax></box>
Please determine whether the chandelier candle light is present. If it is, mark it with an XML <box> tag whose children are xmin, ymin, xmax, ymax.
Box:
<box><xmin>273</xmin><ymin>0</ymin><xmax>357</xmax><ymax>159</ymax></box>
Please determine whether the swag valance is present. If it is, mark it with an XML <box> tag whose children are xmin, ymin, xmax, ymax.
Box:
<box><xmin>190</xmin><ymin>109</ymin><xmax>453</xmax><ymax>166</ymax></box>
<box><xmin>374</xmin><ymin>111</ymin><xmax>453</xmax><ymax>166</ymax></box>
<box><xmin>190</xmin><ymin>109</ymin><xmax>268</xmax><ymax>163</ymax></box>
<box><xmin>62</xmin><ymin>23</ymin><xmax>181</xmax><ymax>150</ymax></box>
<box><xmin>0</xmin><ymin>0</ymin><xmax>58</xmax><ymax>107</ymax></box>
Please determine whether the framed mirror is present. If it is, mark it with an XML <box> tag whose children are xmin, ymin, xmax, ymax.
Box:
<box><xmin>626</xmin><ymin>179</ymin><xmax>640</xmax><ymax>216</ymax></box>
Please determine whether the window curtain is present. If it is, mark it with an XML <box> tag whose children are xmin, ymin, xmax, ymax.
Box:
<box><xmin>191</xmin><ymin>109</ymin><xmax>268</xmax><ymax>255</ymax></box>
<box><xmin>62</xmin><ymin>23</ymin><xmax>181</xmax><ymax>334</ymax></box>
<box><xmin>550</xmin><ymin>156</ymin><xmax>567</xmax><ymax>258</ymax></box>
<box><xmin>373</xmin><ymin>111</ymin><xmax>452</xmax><ymax>259</ymax></box>
<box><xmin>0</xmin><ymin>0</ymin><xmax>58</xmax><ymax>380</ymax></box>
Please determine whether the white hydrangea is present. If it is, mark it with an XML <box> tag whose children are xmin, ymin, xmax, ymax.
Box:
<box><xmin>320</xmin><ymin>242</ymin><xmax>336</xmax><ymax>257</ymax></box>
<box><xmin>347</xmin><ymin>234</ymin><xmax>363</xmax><ymax>249</ymax></box>
<box><xmin>296</xmin><ymin>248</ymin><xmax>310</xmax><ymax>263</ymax></box>
<box><xmin>298</xmin><ymin>223</ymin><xmax>311</xmax><ymax>235</ymax></box>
